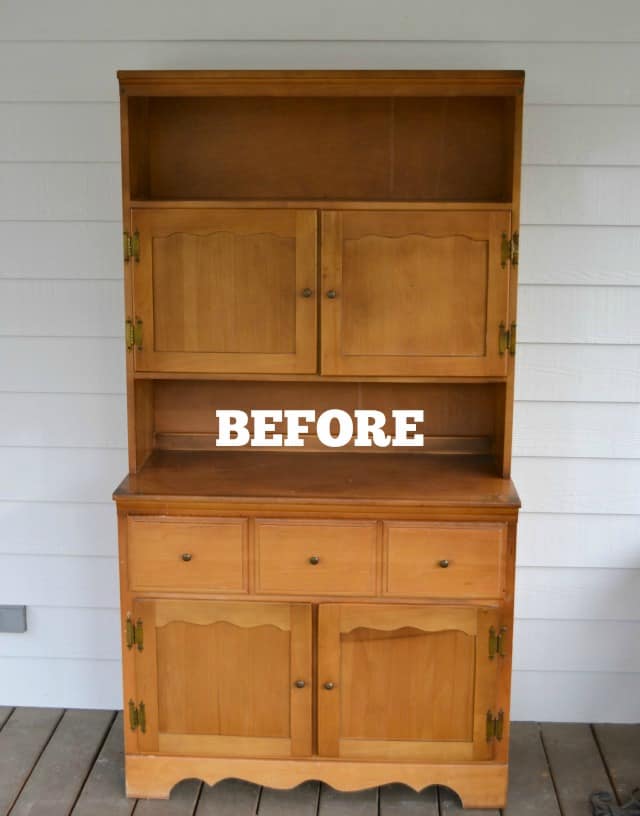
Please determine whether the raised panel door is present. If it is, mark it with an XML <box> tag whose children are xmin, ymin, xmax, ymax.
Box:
<box><xmin>317</xmin><ymin>604</ymin><xmax>501</xmax><ymax>761</ymax></box>
<box><xmin>131</xmin><ymin>599</ymin><xmax>313</xmax><ymax>758</ymax></box>
<box><xmin>321</xmin><ymin>210</ymin><xmax>511</xmax><ymax>376</ymax></box>
<box><xmin>131</xmin><ymin>209</ymin><xmax>317</xmax><ymax>374</ymax></box>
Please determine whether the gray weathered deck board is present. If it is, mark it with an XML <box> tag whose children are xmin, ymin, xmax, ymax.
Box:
<box><xmin>438</xmin><ymin>785</ymin><xmax>499</xmax><ymax>816</ymax></box>
<box><xmin>504</xmin><ymin>722</ymin><xmax>561</xmax><ymax>816</ymax></box>
<box><xmin>593</xmin><ymin>724</ymin><xmax>640</xmax><ymax>804</ymax></box>
<box><xmin>379</xmin><ymin>784</ymin><xmax>439</xmax><ymax>815</ymax></box>
<box><xmin>135</xmin><ymin>780</ymin><xmax>202</xmax><ymax>816</ymax></box>
<box><xmin>194</xmin><ymin>779</ymin><xmax>261</xmax><ymax>815</ymax></box>
<box><xmin>9</xmin><ymin>708</ymin><xmax>114</xmax><ymax>816</ymax></box>
<box><xmin>71</xmin><ymin>713</ymin><xmax>134</xmax><ymax>816</ymax></box>
<box><xmin>0</xmin><ymin>708</ymin><xmax>13</xmax><ymax>731</ymax></box>
<box><xmin>317</xmin><ymin>784</ymin><xmax>378</xmax><ymax>815</ymax></box>
<box><xmin>542</xmin><ymin>723</ymin><xmax>615</xmax><ymax>816</ymax></box>
<box><xmin>1</xmin><ymin>710</ymin><xmax>638</xmax><ymax>815</ymax></box>
<box><xmin>257</xmin><ymin>781</ymin><xmax>320</xmax><ymax>816</ymax></box>
<box><xmin>0</xmin><ymin>707</ymin><xmax>63</xmax><ymax>815</ymax></box>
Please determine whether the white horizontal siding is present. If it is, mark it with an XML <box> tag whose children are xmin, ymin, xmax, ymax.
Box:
<box><xmin>0</xmin><ymin>3</ymin><xmax>638</xmax><ymax>723</ymax></box>
<box><xmin>2</xmin><ymin>0</ymin><xmax>640</xmax><ymax>42</ymax></box>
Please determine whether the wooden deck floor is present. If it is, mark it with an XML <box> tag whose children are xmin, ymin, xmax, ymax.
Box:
<box><xmin>0</xmin><ymin>708</ymin><xmax>638</xmax><ymax>815</ymax></box>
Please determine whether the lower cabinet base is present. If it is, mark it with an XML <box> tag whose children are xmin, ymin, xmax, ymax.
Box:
<box><xmin>125</xmin><ymin>754</ymin><xmax>509</xmax><ymax>808</ymax></box>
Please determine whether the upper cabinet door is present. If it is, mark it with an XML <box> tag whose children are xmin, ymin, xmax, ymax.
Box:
<box><xmin>321</xmin><ymin>210</ymin><xmax>512</xmax><ymax>377</ymax></box>
<box><xmin>131</xmin><ymin>209</ymin><xmax>317</xmax><ymax>374</ymax></box>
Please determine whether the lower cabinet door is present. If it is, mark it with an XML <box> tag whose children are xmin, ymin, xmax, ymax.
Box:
<box><xmin>131</xmin><ymin>599</ymin><xmax>313</xmax><ymax>757</ymax></box>
<box><xmin>317</xmin><ymin>604</ymin><xmax>501</xmax><ymax>761</ymax></box>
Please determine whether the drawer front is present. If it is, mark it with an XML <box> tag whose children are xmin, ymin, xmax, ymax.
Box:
<box><xmin>127</xmin><ymin>517</ymin><xmax>247</xmax><ymax>593</ymax></box>
<box><xmin>383</xmin><ymin>522</ymin><xmax>507</xmax><ymax>599</ymax></box>
<box><xmin>255</xmin><ymin>520</ymin><xmax>377</xmax><ymax>596</ymax></box>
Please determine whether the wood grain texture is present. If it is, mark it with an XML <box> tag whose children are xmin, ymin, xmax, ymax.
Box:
<box><xmin>541</xmin><ymin>724</ymin><xmax>615</xmax><ymax>816</ymax></box>
<box><xmin>378</xmin><ymin>784</ymin><xmax>439</xmax><ymax>816</ymax></box>
<box><xmin>258</xmin><ymin>781</ymin><xmax>320</xmax><ymax>816</ymax></box>
<box><xmin>72</xmin><ymin>713</ymin><xmax>134</xmax><ymax>816</ymax></box>
<box><xmin>593</xmin><ymin>724</ymin><xmax>640</xmax><ymax>805</ymax></box>
<box><xmin>10</xmin><ymin>709</ymin><xmax>114</xmax><ymax>816</ymax></box>
<box><xmin>504</xmin><ymin>723</ymin><xmax>560</xmax><ymax>816</ymax></box>
<box><xmin>134</xmin><ymin>779</ymin><xmax>202</xmax><ymax>815</ymax></box>
<box><xmin>0</xmin><ymin>707</ymin><xmax>63</xmax><ymax>814</ymax></box>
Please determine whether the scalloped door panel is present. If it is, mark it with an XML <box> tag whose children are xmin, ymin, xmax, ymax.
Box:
<box><xmin>317</xmin><ymin>604</ymin><xmax>500</xmax><ymax>761</ymax></box>
<box><xmin>131</xmin><ymin>599</ymin><xmax>313</xmax><ymax>757</ymax></box>
<box><xmin>131</xmin><ymin>209</ymin><xmax>317</xmax><ymax>374</ymax></box>
<box><xmin>321</xmin><ymin>210</ymin><xmax>511</xmax><ymax>376</ymax></box>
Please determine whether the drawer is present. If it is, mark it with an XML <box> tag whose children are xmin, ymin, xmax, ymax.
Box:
<box><xmin>127</xmin><ymin>517</ymin><xmax>247</xmax><ymax>593</ymax></box>
<box><xmin>383</xmin><ymin>522</ymin><xmax>507</xmax><ymax>599</ymax></box>
<box><xmin>255</xmin><ymin>520</ymin><xmax>377</xmax><ymax>596</ymax></box>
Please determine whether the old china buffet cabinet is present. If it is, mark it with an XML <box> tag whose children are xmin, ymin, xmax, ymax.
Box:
<box><xmin>113</xmin><ymin>70</ymin><xmax>523</xmax><ymax>808</ymax></box>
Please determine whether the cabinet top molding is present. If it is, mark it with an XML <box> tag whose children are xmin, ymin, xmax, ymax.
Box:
<box><xmin>117</xmin><ymin>69</ymin><xmax>525</xmax><ymax>97</ymax></box>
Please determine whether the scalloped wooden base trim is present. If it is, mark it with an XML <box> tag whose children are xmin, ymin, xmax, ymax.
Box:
<box><xmin>125</xmin><ymin>754</ymin><xmax>508</xmax><ymax>808</ymax></box>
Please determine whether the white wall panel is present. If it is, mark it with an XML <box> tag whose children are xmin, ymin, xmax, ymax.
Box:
<box><xmin>0</xmin><ymin>222</ymin><xmax>122</xmax><ymax>280</ymax></box>
<box><xmin>517</xmin><ymin>514</ymin><xmax>640</xmax><ymax>569</ymax></box>
<box><xmin>0</xmin><ymin>657</ymin><xmax>121</xmax><ymax>708</ymax></box>
<box><xmin>513</xmin><ymin>402</ymin><xmax>640</xmax><ymax>458</ymax></box>
<box><xmin>512</xmin><ymin>671</ymin><xmax>640</xmax><ymax>723</ymax></box>
<box><xmin>516</xmin><ymin>345</ymin><xmax>640</xmax><ymax>403</ymax></box>
<box><xmin>0</xmin><ymin>501</ymin><xmax>116</xmax><ymax>556</ymax></box>
<box><xmin>519</xmin><ymin>226</ymin><xmax>640</xmax><ymax>286</ymax></box>
<box><xmin>0</xmin><ymin>338</ymin><xmax>124</xmax><ymax>393</ymax></box>
<box><xmin>0</xmin><ymin>394</ymin><xmax>127</xmax><ymax>447</ymax></box>
<box><xmin>518</xmin><ymin>286</ymin><xmax>640</xmax><ymax>344</ymax></box>
<box><xmin>516</xmin><ymin>567</ymin><xmax>640</xmax><ymax>621</ymax></box>
<box><xmin>3</xmin><ymin>0</ymin><xmax>640</xmax><ymax>42</ymax></box>
<box><xmin>0</xmin><ymin>280</ymin><xmax>123</xmax><ymax>337</ymax></box>
<box><xmin>0</xmin><ymin>554</ymin><xmax>118</xmax><ymax>607</ymax></box>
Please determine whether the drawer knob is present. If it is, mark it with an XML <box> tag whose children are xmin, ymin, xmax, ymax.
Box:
<box><xmin>326</xmin><ymin>289</ymin><xmax>337</xmax><ymax>299</ymax></box>
<box><xmin>302</xmin><ymin>288</ymin><xmax>313</xmax><ymax>298</ymax></box>
<box><xmin>309</xmin><ymin>555</ymin><xmax>320</xmax><ymax>565</ymax></box>
<box><xmin>294</xmin><ymin>680</ymin><xmax>306</xmax><ymax>689</ymax></box>
<box><xmin>323</xmin><ymin>681</ymin><xmax>335</xmax><ymax>691</ymax></box>
<box><xmin>438</xmin><ymin>559</ymin><xmax>450</xmax><ymax>568</ymax></box>
<box><xmin>181</xmin><ymin>553</ymin><xmax>193</xmax><ymax>562</ymax></box>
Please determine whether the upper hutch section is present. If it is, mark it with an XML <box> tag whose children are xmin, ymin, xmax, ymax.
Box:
<box><xmin>119</xmin><ymin>70</ymin><xmax>523</xmax><ymax>204</ymax></box>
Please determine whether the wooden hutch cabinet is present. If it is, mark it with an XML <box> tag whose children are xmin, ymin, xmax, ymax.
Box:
<box><xmin>114</xmin><ymin>70</ymin><xmax>523</xmax><ymax>808</ymax></box>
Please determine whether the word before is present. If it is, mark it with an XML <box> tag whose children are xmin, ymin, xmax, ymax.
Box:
<box><xmin>216</xmin><ymin>409</ymin><xmax>425</xmax><ymax>448</ymax></box>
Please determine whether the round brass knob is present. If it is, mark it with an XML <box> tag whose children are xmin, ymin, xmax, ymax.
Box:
<box><xmin>302</xmin><ymin>288</ymin><xmax>313</xmax><ymax>298</ymax></box>
<box><xmin>324</xmin><ymin>681</ymin><xmax>335</xmax><ymax>691</ymax></box>
<box><xmin>326</xmin><ymin>290</ymin><xmax>337</xmax><ymax>299</ymax></box>
<box><xmin>309</xmin><ymin>555</ymin><xmax>320</xmax><ymax>565</ymax></box>
<box><xmin>294</xmin><ymin>680</ymin><xmax>306</xmax><ymax>689</ymax></box>
<box><xmin>181</xmin><ymin>553</ymin><xmax>193</xmax><ymax>562</ymax></box>
<box><xmin>438</xmin><ymin>559</ymin><xmax>450</xmax><ymax>568</ymax></box>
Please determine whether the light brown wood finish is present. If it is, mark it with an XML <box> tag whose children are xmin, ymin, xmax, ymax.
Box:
<box><xmin>383</xmin><ymin>522</ymin><xmax>507</xmax><ymax>599</ymax></box>
<box><xmin>255</xmin><ymin>520</ymin><xmax>377</xmax><ymax>596</ymax></box>
<box><xmin>115</xmin><ymin>69</ymin><xmax>524</xmax><ymax>807</ymax></box>
<box><xmin>131</xmin><ymin>599</ymin><xmax>313</xmax><ymax>759</ymax></box>
<box><xmin>321</xmin><ymin>210</ymin><xmax>511</xmax><ymax>377</ymax></box>
<box><xmin>132</xmin><ymin>208</ymin><xmax>317</xmax><ymax>374</ymax></box>
<box><xmin>127</xmin><ymin>516</ymin><xmax>247</xmax><ymax>593</ymax></box>
<box><xmin>317</xmin><ymin>604</ymin><xmax>500</xmax><ymax>762</ymax></box>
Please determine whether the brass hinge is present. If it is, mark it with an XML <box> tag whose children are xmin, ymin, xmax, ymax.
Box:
<box><xmin>501</xmin><ymin>231</ymin><xmax>519</xmax><ymax>268</ymax></box>
<box><xmin>125</xmin><ymin>613</ymin><xmax>144</xmax><ymax>651</ymax></box>
<box><xmin>486</xmin><ymin>709</ymin><xmax>505</xmax><ymax>742</ymax></box>
<box><xmin>498</xmin><ymin>322</ymin><xmax>517</xmax><ymax>355</ymax></box>
<box><xmin>489</xmin><ymin>626</ymin><xmax>508</xmax><ymax>659</ymax></box>
<box><xmin>125</xmin><ymin>318</ymin><xmax>143</xmax><ymax>351</ymax></box>
<box><xmin>128</xmin><ymin>699</ymin><xmax>146</xmax><ymax>733</ymax></box>
<box><xmin>123</xmin><ymin>231</ymin><xmax>140</xmax><ymax>263</ymax></box>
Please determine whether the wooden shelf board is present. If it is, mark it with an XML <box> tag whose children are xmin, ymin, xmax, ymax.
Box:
<box><xmin>129</xmin><ymin>199</ymin><xmax>513</xmax><ymax>210</ymax></box>
<box><xmin>113</xmin><ymin>451</ymin><xmax>520</xmax><ymax>508</ymax></box>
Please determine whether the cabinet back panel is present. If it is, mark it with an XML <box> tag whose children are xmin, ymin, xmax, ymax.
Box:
<box><xmin>128</xmin><ymin>96</ymin><xmax>514</xmax><ymax>202</ymax></box>
<box><xmin>152</xmin><ymin>380</ymin><xmax>498</xmax><ymax>454</ymax></box>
